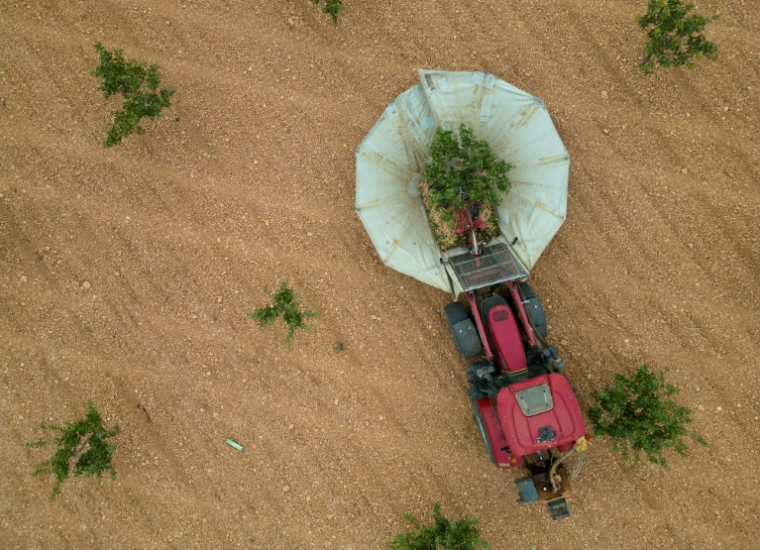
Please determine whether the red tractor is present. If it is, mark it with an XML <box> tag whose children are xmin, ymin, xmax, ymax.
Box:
<box><xmin>354</xmin><ymin>70</ymin><xmax>586</xmax><ymax>520</ymax></box>
<box><xmin>442</xmin><ymin>234</ymin><xmax>587</xmax><ymax>520</ymax></box>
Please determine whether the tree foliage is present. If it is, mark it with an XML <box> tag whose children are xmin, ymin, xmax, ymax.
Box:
<box><xmin>589</xmin><ymin>365</ymin><xmax>707</xmax><ymax>467</ymax></box>
<box><xmin>26</xmin><ymin>402</ymin><xmax>118</xmax><ymax>500</ymax></box>
<box><xmin>310</xmin><ymin>0</ymin><xmax>343</xmax><ymax>24</ymax></box>
<box><xmin>637</xmin><ymin>0</ymin><xmax>719</xmax><ymax>74</ymax></box>
<box><xmin>248</xmin><ymin>281</ymin><xmax>317</xmax><ymax>345</ymax></box>
<box><xmin>423</xmin><ymin>125</ymin><xmax>514</xmax><ymax>231</ymax></box>
<box><xmin>92</xmin><ymin>42</ymin><xmax>175</xmax><ymax>147</ymax></box>
<box><xmin>387</xmin><ymin>502</ymin><xmax>490</xmax><ymax>550</ymax></box>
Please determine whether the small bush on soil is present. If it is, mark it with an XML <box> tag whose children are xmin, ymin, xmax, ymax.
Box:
<box><xmin>26</xmin><ymin>402</ymin><xmax>118</xmax><ymax>500</ymax></box>
<box><xmin>422</xmin><ymin>124</ymin><xmax>514</xmax><ymax>249</ymax></box>
<box><xmin>92</xmin><ymin>42</ymin><xmax>175</xmax><ymax>147</ymax></box>
<box><xmin>248</xmin><ymin>281</ymin><xmax>317</xmax><ymax>345</ymax></box>
<box><xmin>589</xmin><ymin>365</ymin><xmax>707</xmax><ymax>467</ymax></box>
<box><xmin>310</xmin><ymin>0</ymin><xmax>343</xmax><ymax>24</ymax></box>
<box><xmin>637</xmin><ymin>0</ymin><xmax>719</xmax><ymax>75</ymax></box>
<box><xmin>387</xmin><ymin>502</ymin><xmax>490</xmax><ymax>550</ymax></box>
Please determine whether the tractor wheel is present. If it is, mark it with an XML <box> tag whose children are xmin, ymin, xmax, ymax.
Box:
<box><xmin>519</xmin><ymin>282</ymin><xmax>548</xmax><ymax>339</ymax></box>
<box><xmin>444</xmin><ymin>301</ymin><xmax>468</xmax><ymax>326</ymax></box>
<box><xmin>444</xmin><ymin>303</ymin><xmax>483</xmax><ymax>360</ymax></box>
<box><xmin>472</xmin><ymin>400</ymin><xmax>495</xmax><ymax>465</ymax></box>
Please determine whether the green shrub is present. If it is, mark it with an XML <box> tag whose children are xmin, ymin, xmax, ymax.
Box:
<box><xmin>637</xmin><ymin>0</ymin><xmax>719</xmax><ymax>74</ymax></box>
<box><xmin>311</xmin><ymin>0</ymin><xmax>343</xmax><ymax>24</ymax></box>
<box><xmin>248</xmin><ymin>281</ymin><xmax>317</xmax><ymax>345</ymax></box>
<box><xmin>92</xmin><ymin>43</ymin><xmax>175</xmax><ymax>147</ymax></box>
<box><xmin>387</xmin><ymin>502</ymin><xmax>490</xmax><ymax>550</ymax></box>
<box><xmin>422</xmin><ymin>125</ymin><xmax>513</xmax><ymax>245</ymax></box>
<box><xmin>589</xmin><ymin>365</ymin><xmax>707</xmax><ymax>467</ymax></box>
<box><xmin>26</xmin><ymin>402</ymin><xmax>119</xmax><ymax>500</ymax></box>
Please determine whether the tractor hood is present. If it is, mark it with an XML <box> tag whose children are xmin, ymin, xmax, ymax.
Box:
<box><xmin>497</xmin><ymin>373</ymin><xmax>584</xmax><ymax>456</ymax></box>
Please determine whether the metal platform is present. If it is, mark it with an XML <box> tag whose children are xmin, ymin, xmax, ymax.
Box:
<box><xmin>447</xmin><ymin>242</ymin><xmax>528</xmax><ymax>292</ymax></box>
<box><xmin>547</xmin><ymin>497</ymin><xmax>571</xmax><ymax>520</ymax></box>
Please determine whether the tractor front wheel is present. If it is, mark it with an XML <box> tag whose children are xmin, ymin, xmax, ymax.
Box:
<box><xmin>519</xmin><ymin>282</ymin><xmax>548</xmax><ymax>339</ymax></box>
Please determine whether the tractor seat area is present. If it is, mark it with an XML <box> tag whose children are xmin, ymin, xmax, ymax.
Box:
<box><xmin>480</xmin><ymin>295</ymin><xmax>527</xmax><ymax>373</ymax></box>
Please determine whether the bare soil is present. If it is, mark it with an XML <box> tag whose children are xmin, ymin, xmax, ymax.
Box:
<box><xmin>1</xmin><ymin>1</ymin><xmax>759</xmax><ymax>549</ymax></box>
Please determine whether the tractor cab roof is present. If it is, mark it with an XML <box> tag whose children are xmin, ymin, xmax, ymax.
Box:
<box><xmin>497</xmin><ymin>373</ymin><xmax>584</xmax><ymax>457</ymax></box>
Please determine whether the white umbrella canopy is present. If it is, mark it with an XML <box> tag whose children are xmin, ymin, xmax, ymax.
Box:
<box><xmin>356</xmin><ymin>70</ymin><xmax>569</xmax><ymax>295</ymax></box>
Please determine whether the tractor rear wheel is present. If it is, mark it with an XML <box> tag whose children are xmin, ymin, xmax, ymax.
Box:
<box><xmin>444</xmin><ymin>302</ymin><xmax>483</xmax><ymax>359</ymax></box>
<box><xmin>472</xmin><ymin>400</ymin><xmax>495</xmax><ymax>465</ymax></box>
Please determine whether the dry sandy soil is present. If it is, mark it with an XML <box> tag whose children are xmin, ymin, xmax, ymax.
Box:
<box><xmin>1</xmin><ymin>1</ymin><xmax>759</xmax><ymax>549</ymax></box>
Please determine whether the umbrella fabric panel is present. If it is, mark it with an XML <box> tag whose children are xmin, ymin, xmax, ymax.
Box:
<box><xmin>419</xmin><ymin>70</ymin><xmax>535</xmax><ymax>133</ymax></box>
<box><xmin>500</xmin><ymin>192</ymin><xmax>566</xmax><ymax>270</ymax></box>
<box><xmin>356</xmin><ymin>84</ymin><xmax>450</xmax><ymax>292</ymax></box>
<box><xmin>392</xmin><ymin>84</ymin><xmax>439</xmax><ymax>170</ymax></box>
<box><xmin>358</xmin><ymin>196</ymin><xmax>451</xmax><ymax>292</ymax></box>
<box><xmin>356</xmin><ymin>84</ymin><xmax>436</xmax><ymax>210</ymax></box>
